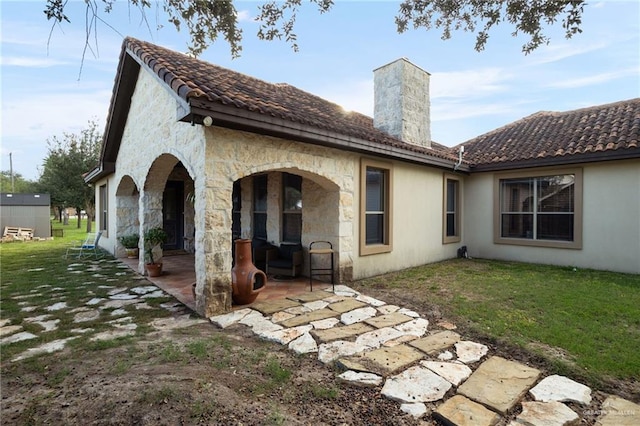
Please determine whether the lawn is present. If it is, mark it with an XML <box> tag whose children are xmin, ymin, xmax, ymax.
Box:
<box><xmin>353</xmin><ymin>258</ymin><xmax>640</xmax><ymax>391</ymax></box>
<box><xmin>2</xmin><ymin>220</ymin><xmax>639</xmax><ymax>405</ymax></box>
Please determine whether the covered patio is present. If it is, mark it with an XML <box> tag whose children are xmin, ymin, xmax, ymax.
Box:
<box><xmin>120</xmin><ymin>253</ymin><xmax>331</xmax><ymax>313</ymax></box>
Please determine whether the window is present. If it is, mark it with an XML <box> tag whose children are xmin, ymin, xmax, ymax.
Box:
<box><xmin>99</xmin><ymin>183</ymin><xmax>108</xmax><ymax>235</ymax></box>
<box><xmin>443</xmin><ymin>175</ymin><xmax>461</xmax><ymax>243</ymax></box>
<box><xmin>494</xmin><ymin>169</ymin><xmax>582</xmax><ymax>249</ymax></box>
<box><xmin>360</xmin><ymin>159</ymin><xmax>393</xmax><ymax>255</ymax></box>
<box><xmin>253</xmin><ymin>175</ymin><xmax>267</xmax><ymax>240</ymax></box>
<box><xmin>282</xmin><ymin>173</ymin><xmax>302</xmax><ymax>243</ymax></box>
<box><xmin>232</xmin><ymin>180</ymin><xmax>241</xmax><ymax>240</ymax></box>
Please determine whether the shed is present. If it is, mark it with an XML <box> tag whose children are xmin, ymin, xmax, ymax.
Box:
<box><xmin>0</xmin><ymin>193</ymin><xmax>51</xmax><ymax>239</ymax></box>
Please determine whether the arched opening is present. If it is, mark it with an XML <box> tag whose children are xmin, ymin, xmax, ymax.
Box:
<box><xmin>115</xmin><ymin>175</ymin><xmax>140</xmax><ymax>258</ymax></box>
<box><xmin>231</xmin><ymin>167</ymin><xmax>342</xmax><ymax>282</ymax></box>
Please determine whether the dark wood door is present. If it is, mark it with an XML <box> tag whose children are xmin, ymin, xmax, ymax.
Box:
<box><xmin>163</xmin><ymin>181</ymin><xmax>184</xmax><ymax>250</ymax></box>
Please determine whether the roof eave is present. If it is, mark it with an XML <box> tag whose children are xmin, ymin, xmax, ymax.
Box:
<box><xmin>187</xmin><ymin>100</ymin><xmax>467</xmax><ymax>172</ymax></box>
<box><xmin>85</xmin><ymin>162</ymin><xmax>115</xmax><ymax>184</ymax></box>
<box><xmin>469</xmin><ymin>149</ymin><xmax>640</xmax><ymax>172</ymax></box>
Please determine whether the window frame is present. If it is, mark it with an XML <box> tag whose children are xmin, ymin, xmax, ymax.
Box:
<box><xmin>360</xmin><ymin>158</ymin><xmax>393</xmax><ymax>256</ymax></box>
<box><xmin>252</xmin><ymin>174</ymin><xmax>268</xmax><ymax>240</ymax></box>
<box><xmin>99</xmin><ymin>183</ymin><xmax>108</xmax><ymax>236</ymax></box>
<box><xmin>493</xmin><ymin>167</ymin><xmax>583</xmax><ymax>249</ymax></box>
<box><xmin>443</xmin><ymin>174</ymin><xmax>461</xmax><ymax>244</ymax></box>
<box><xmin>281</xmin><ymin>172</ymin><xmax>302</xmax><ymax>243</ymax></box>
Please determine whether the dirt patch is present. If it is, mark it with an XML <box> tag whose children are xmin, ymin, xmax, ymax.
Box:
<box><xmin>1</xmin><ymin>322</ymin><xmax>426</xmax><ymax>425</ymax></box>
<box><xmin>3</xmin><ymin>284</ymin><xmax>638</xmax><ymax>425</ymax></box>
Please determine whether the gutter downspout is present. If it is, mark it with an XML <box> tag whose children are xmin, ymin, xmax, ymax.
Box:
<box><xmin>454</xmin><ymin>146</ymin><xmax>465</xmax><ymax>171</ymax></box>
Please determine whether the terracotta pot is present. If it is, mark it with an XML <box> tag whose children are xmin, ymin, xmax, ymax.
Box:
<box><xmin>232</xmin><ymin>239</ymin><xmax>267</xmax><ymax>305</ymax></box>
<box><xmin>145</xmin><ymin>262</ymin><xmax>163</xmax><ymax>277</ymax></box>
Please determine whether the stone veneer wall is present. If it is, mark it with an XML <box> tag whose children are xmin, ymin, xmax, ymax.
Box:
<box><xmin>110</xmin><ymin>64</ymin><xmax>458</xmax><ymax>316</ymax></box>
<box><xmin>373</xmin><ymin>58</ymin><xmax>431</xmax><ymax>148</ymax></box>
<box><xmin>113</xmin><ymin>69</ymin><xmax>206</xmax><ymax>303</ymax></box>
<box><xmin>203</xmin><ymin>127</ymin><xmax>356</xmax><ymax>315</ymax></box>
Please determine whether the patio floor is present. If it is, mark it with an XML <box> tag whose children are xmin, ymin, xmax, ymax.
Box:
<box><xmin>120</xmin><ymin>253</ymin><xmax>330</xmax><ymax>312</ymax></box>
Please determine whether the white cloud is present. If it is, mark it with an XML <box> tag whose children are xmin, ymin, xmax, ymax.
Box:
<box><xmin>545</xmin><ymin>67</ymin><xmax>640</xmax><ymax>89</ymax></box>
<box><xmin>1</xmin><ymin>56</ymin><xmax>69</xmax><ymax>67</ymax></box>
<box><xmin>237</xmin><ymin>10</ymin><xmax>253</xmax><ymax>23</ymax></box>
<box><xmin>431</xmin><ymin>68</ymin><xmax>512</xmax><ymax>99</ymax></box>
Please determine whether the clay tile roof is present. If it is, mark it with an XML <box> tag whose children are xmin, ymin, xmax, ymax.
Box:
<box><xmin>460</xmin><ymin>98</ymin><xmax>640</xmax><ymax>168</ymax></box>
<box><xmin>123</xmin><ymin>37</ymin><xmax>456</xmax><ymax>163</ymax></box>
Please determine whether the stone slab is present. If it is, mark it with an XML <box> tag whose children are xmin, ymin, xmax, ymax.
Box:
<box><xmin>435</xmin><ymin>395</ymin><xmax>501</xmax><ymax>426</ymax></box>
<box><xmin>421</xmin><ymin>360</ymin><xmax>473</xmax><ymax>386</ymax></box>
<box><xmin>251</xmin><ymin>298</ymin><xmax>301</xmax><ymax>315</ymax></box>
<box><xmin>288</xmin><ymin>332</ymin><xmax>318</xmax><ymax>354</ymax></box>
<box><xmin>340</xmin><ymin>307</ymin><xmax>377</xmax><ymax>325</ymax></box>
<box><xmin>354</xmin><ymin>327</ymin><xmax>404</xmax><ymax>349</ymax></box>
<box><xmin>596</xmin><ymin>396</ymin><xmax>640</xmax><ymax>426</ymax></box>
<box><xmin>381</xmin><ymin>365</ymin><xmax>452</xmax><ymax>403</ymax></box>
<box><xmin>455</xmin><ymin>340</ymin><xmax>489</xmax><ymax>364</ymax></box>
<box><xmin>312</xmin><ymin>322</ymin><xmax>375</xmax><ymax>343</ymax></box>
<box><xmin>318</xmin><ymin>340</ymin><xmax>366</xmax><ymax>364</ymax></box>
<box><xmin>262</xmin><ymin>325</ymin><xmax>314</xmax><ymax>345</ymax></box>
<box><xmin>339</xmin><ymin>344</ymin><xmax>424</xmax><ymax>376</ymax></box>
<box><xmin>338</xmin><ymin>370</ymin><xmax>383</xmax><ymax>387</ymax></box>
<box><xmin>394</xmin><ymin>318</ymin><xmax>429</xmax><ymax>337</ymax></box>
<box><xmin>400</xmin><ymin>403</ymin><xmax>427</xmax><ymax>418</ymax></box>
<box><xmin>328</xmin><ymin>298</ymin><xmax>368</xmax><ymax>313</ymax></box>
<box><xmin>279</xmin><ymin>308</ymin><xmax>339</xmax><ymax>328</ymax></box>
<box><xmin>516</xmin><ymin>401</ymin><xmax>579</xmax><ymax>426</ymax></box>
<box><xmin>458</xmin><ymin>356</ymin><xmax>541</xmax><ymax>414</ymax></box>
<box><xmin>409</xmin><ymin>330</ymin><xmax>461</xmax><ymax>355</ymax></box>
<box><xmin>377</xmin><ymin>305</ymin><xmax>400</xmax><ymax>315</ymax></box>
<box><xmin>355</xmin><ymin>294</ymin><xmax>386</xmax><ymax>307</ymax></box>
<box><xmin>0</xmin><ymin>325</ymin><xmax>23</xmax><ymax>337</ymax></box>
<box><xmin>310</xmin><ymin>317</ymin><xmax>340</xmax><ymax>330</ymax></box>
<box><xmin>365</xmin><ymin>312</ymin><xmax>413</xmax><ymax>329</ymax></box>
<box><xmin>270</xmin><ymin>311</ymin><xmax>296</xmax><ymax>323</ymax></box>
<box><xmin>529</xmin><ymin>374</ymin><xmax>592</xmax><ymax>405</ymax></box>
<box><xmin>288</xmin><ymin>291</ymin><xmax>332</xmax><ymax>303</ymax></box>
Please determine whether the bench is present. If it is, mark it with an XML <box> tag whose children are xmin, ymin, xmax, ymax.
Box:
<box><xmin>2</xmin><ymin>226</ymin><xmax>34</xmax><ymax>241</ymax></box>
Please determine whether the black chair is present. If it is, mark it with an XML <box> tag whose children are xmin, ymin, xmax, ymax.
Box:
<box><xmin>252</xmin><ymin>238</ymin><xmax>275</xmax><ymax>271</ymax></box>
<box><xmin>265</xmin><ymin>243</ymin><xmax>303</xmax><ymax>278</ymax></box>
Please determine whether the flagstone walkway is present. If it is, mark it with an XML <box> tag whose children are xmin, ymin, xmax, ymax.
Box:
<box><xmin>211</xmin><ymin>284</ymin><xmax>640</xmax><ymax>425</ymax></box>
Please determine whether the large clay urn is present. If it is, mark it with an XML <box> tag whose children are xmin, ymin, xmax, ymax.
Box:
<box><xmin>232</xmin><ymin>239</ymin><xmax>267</xmax><ymax>305</ymax></box>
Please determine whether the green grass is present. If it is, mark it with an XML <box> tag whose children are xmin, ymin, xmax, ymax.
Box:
<box><xmin>357</xmin><ymin>258</ymin><xmax>640</xmax><ymax>387</ymax></box>
<box><xmin>0</xmin><ymin>219</ymin><xmax>175</xmax><ymax>362</ymax></box>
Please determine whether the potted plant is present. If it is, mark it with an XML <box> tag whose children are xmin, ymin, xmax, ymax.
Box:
<box><xmin>144</xmin><ymin>227</ymin><xmax>168</xmax><ymax>277</ymax></box>
<box><xmin>118</xmin><ymin>234</ymin><xmax>140</xmax><ymax>258</ymax></box>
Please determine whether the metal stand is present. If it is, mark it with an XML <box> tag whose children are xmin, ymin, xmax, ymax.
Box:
<box><xmin>309</xmin><ymin>241</ymin><xmax>334</xmax><ymax>292</ymax></box>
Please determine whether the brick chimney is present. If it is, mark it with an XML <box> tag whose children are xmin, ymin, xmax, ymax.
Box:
<box><xmin>373</xmin><ymin>58</ymin><xmax>431</xmax><ymax>148</ymax></box>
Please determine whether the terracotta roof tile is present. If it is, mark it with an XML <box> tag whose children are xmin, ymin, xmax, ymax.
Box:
<box><xmin>123</xmin><ymin>37</ymin><xmax>456</xmax><ymax>163</ymax></box>
<box><xmin>460</xmin><ymin>99</ymin><xmax>640</xmax><ymax>167</ymax></box>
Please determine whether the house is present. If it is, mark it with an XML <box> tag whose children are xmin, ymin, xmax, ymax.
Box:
<box><xmin>86</xmin><ymin>37</ymin><xmax>639</xmax><ymax>316</ymax></box>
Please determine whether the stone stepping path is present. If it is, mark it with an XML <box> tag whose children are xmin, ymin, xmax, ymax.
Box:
<box><xmin>1</xmin><ymin>260</ymin><xmax>202</xmax><ymax>362</ymax></box>
<box><xmin>210</xmin><ymin>284</ymin><xmax>640</xmax><ymax>425</ymax></box>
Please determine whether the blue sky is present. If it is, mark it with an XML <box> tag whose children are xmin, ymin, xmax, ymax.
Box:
<box><xmin>1</xmin><ymin>1</ymin><xmax>639</xmax><ymax>181</ymax></box>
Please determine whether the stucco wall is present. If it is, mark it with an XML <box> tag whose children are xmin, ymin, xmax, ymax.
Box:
<box><xmin>463</xmin><ymin>160</ymin><xmax>640</xmax><ymax>274</ymax></box>
<box><xmin>352</xmin><ymin>160</ymin><xmax>462</xmax><ymax>279</ymax></box>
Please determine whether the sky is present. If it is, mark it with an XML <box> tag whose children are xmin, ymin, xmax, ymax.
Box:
<box><xmin>1</xmin><ymin>1</ymin><xmax>639</xmax><ymax>182</ymax></box>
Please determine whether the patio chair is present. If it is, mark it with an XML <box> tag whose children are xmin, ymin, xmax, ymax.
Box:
<box><xmin>265</xmin><ymin>243</ymin><xmax>303</xmax><ymax>278</ymax></box>
<box><xmin>65</xmin><ymin>231</ymin><xmax>104</xmax><ymax>259</ymax></box>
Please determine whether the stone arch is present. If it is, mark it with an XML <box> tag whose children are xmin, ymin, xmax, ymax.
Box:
<box><xmin>115</xmin><ymin>175</ymin><xmax>140</xmax><ymax>258</ymax></box>
<box><xmin>140</xmin><ymin>152</ymin><xmax>198</xmax><ymax>272</ymax></box>
<box><xmin>230</xmin><ymin>161</ymin><xmax>350</xmax><ymax>283</ymax></box>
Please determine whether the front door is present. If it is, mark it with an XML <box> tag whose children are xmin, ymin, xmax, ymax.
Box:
<box><xmin>163</xmin><ymin>181</ymin><xmax>184</xmax><ymax>250</ymax></box>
